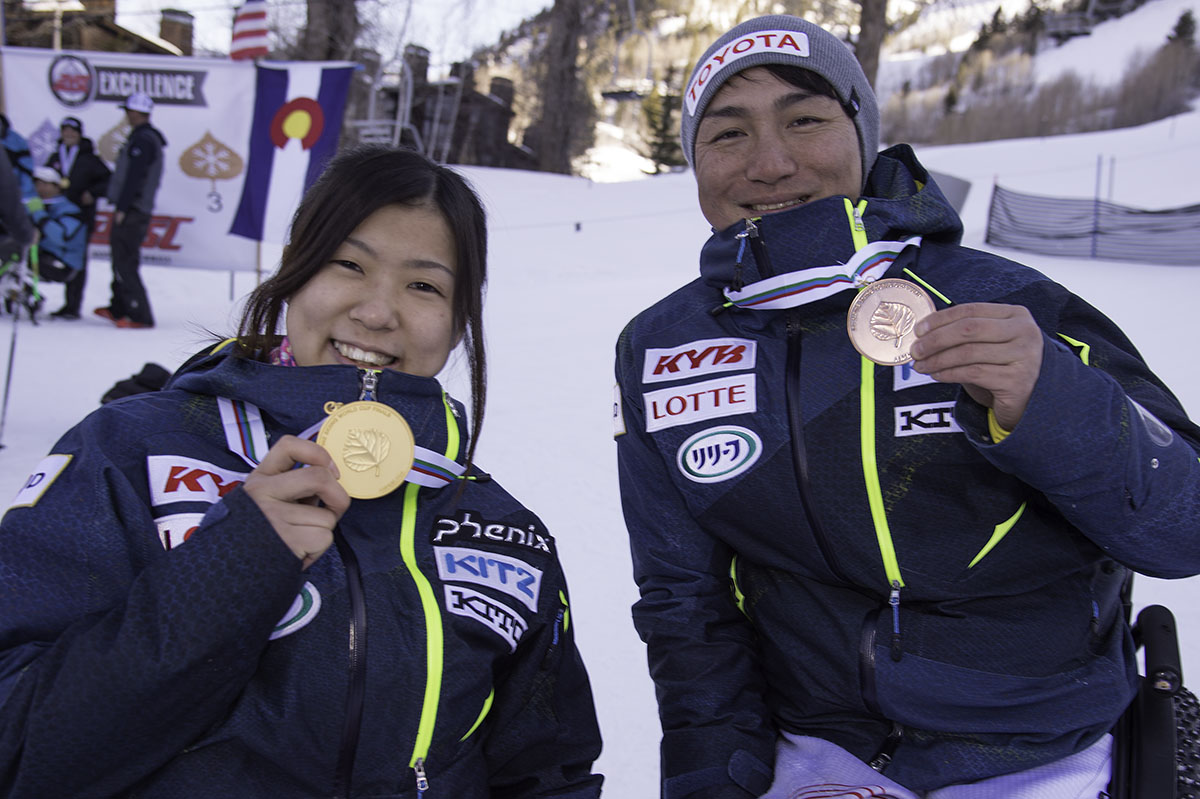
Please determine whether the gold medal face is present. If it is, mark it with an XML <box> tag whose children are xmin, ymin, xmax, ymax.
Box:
<box><xmin>316</xmin><ymin>401</ymin><xmax>415</xmax><ymax>499</ymax></box>
<box><xmin>846</xmin><ymin>278</ymin><xmax>936</xmax><ymax>365</ymax></box>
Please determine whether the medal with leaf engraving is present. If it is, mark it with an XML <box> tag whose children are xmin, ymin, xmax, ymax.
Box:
<box><xmin>316</xmin><ymin>401</ymin><xmax>415</xmax><ymax>499</ymax></box>
<box><xmin>846</xmin><ymin>278</ymin><xmax>936</xmax><ymax>365</ymax></box>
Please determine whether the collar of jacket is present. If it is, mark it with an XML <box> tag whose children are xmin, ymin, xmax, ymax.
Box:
<box><xmin>698</xmin><ymin>144</ymin><xmax>963</xmax><ymax>294</ymax></box>
<box><xmin>169</xmin><ymin>346</ymin><xmax>461</xmax><ymax>455</ymax></box>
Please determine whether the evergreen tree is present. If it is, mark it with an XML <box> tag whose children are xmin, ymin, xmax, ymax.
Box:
<box><xmin>642</xmin><ymin>67</ymin><xmax>685</xmax><ymax>174</ymax></box>
<box><xmin>1168</xmin><ymin>10</ymin><xmax>1196</xmax><ymax>47</ymax></box>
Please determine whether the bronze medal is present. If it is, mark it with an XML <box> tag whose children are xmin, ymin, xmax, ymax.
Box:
<box><xmin>846</xmin><ymin>278</ymin><xmax>936</xmax><ymax>365</ymax></box>
<box><xmin>316</xmin><ymin>401</ymin><xmax>415</xmax><ymax>499</ymax></box>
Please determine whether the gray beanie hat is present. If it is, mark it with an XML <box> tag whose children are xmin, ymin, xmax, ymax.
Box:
<box><xmin>681</xmin><ymin>15</ymin><xmax>879</xmax><ymax>185</ymax></box>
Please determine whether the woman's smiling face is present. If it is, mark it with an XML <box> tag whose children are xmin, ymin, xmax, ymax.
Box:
<box><xmin>285</xmin><ymin>202</ymin><xmax>460</xmax><ymax>378</ymax></box>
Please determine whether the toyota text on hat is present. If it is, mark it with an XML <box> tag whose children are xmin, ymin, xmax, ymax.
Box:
<box><xmin>685</xmin><ymin>30</ymin><xmax>811</xmax><ymax>115</ymax></box>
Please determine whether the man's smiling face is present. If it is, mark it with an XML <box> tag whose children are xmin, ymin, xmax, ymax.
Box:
<box><xmin>693</xmin><ymin>66</ymin><xmax>862</xmax><ymax>232</ymax></box>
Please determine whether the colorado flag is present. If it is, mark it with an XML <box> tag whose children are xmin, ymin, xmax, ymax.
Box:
<box><xmin>230</xmin><ymin>61</ymin><xmax>356</xmax><ymax>243</ymax></box>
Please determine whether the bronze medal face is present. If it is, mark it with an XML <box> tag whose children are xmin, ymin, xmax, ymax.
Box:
<box><xmin>846</xmin><ymin>278</ymin><xmax>936</xmax><ymax>365</ymax></box>
<box><xmin>316</xmin><ymin>401</ymin><xmax>415</xmax><ymax>499</ymax></box>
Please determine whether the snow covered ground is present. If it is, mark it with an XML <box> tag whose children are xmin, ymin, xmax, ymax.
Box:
<box><xmin>2</xmin><ymin>5</ymin><xmax>1199</xmax><ymax>793</ymax></box>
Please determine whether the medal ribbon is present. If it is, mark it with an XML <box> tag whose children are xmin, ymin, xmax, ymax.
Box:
<box><xmin>723</xmin><ymin>236</ymin><xmax>922</xmax><ymax>310</ymax></box>
<box><xmin>218</xmin><ymin>397</ymin><xmax>465</xmax><ymax>488</ymax></box>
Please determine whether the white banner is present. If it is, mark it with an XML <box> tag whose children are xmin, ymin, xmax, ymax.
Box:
<box><xmin>1</xmin><ymin>46</ymin><xmax>265</xmax><ymax>271</ymax></box>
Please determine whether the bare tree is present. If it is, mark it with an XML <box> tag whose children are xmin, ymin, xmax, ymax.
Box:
<box><xmin>301</xmin><ymin>0</ymin><xmax>360</xmax><ymax>61</ymax></box>
<box><xmin>535</xmin><ymin>0</ymin><xmax>588</xmax><ymax>174</ymax></box>
<box><xmin>856</xmin><ymin>0</ymin><xmax>887</xmax><ymax>87</ymax></box>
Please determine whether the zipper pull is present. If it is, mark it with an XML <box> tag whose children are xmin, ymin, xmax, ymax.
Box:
<box><xmin>731</xmin><ymin>219</ymin><xmax>759</xmax><ymax>292</ymax></box>
<box><xmin>414</xmin><ymin>758</ymin><xmax>429</xmax><ymax>794</ymax></box>
<box><xmin>889</xmin><ymin>581</ymin><xmax>903</xmax><ymax>662</ymax></box>
<box><xmin>852</xmin><ymin>205</ymin><xmax>866</xmax><ymax>233</ymax></box>
<box><xmin>359</xmin><ymin>368</ymin><xmax>380</xmax><ymax>402</ymax></box>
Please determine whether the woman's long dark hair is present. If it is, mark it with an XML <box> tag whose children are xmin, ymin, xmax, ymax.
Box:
<box><xmin>236</xmin><ymin>144</ymin><xmax>489</xmax><ymax>462</ymax></box>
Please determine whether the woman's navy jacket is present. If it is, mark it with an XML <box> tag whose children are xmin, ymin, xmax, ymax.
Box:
<box><xmin>615</xmin><ymin>145</ymin><xmax>1200</xmax><ymax>797</ymax></box>
<box><xmin>0</xmin><ymin>346</ymin><xmax>604</xmax><ymax>798</ymax></box>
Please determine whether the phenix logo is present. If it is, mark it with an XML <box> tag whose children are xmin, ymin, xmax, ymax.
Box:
<box><xmin>643</xmin><ymin>337</ymin><xmax>756</xmax><ymax>384</ymax></box>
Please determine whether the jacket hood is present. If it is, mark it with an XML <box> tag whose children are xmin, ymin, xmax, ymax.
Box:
<box><xmin>133</xmin><ymin>122</ymin><xmax>168</xmax><ymax>147</ymax></box>
<box><xmin>699</xmin><ymin>144</ymin><xmax>963</xmax><ymax>292</ymax></box>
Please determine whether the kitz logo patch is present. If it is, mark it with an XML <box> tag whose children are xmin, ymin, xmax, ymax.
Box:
<box><xmin>643</xmin><ymin>374</ymin><xmax>756</xmax><ymax>433</ymax></box>
<box><xmin>642</xmin><ymin>338</ymin><xmax>756</xmax><ymax>384</ymax></box>
<box><xmin>445</xmin><ymin>585</ymin><xmax>527</xmax><ymax>651</ymax></box>
<box><xmin>148</xmin><ymin>455</ymin><xmax>248</xmax><ymax>507</ymax></box>
<box><xmin>434</xmin><ymin>545</ymin><xmax>543</xmax><ymax>611</ymax></box>
<box><xmin>676</xmin><ymin>426</ymin><xmax>763</xmax><ymax>483</ymax></box>
<box><xmin>894</xmin><ymin>402</ymin><xmax>962</xmax><ymax>437</ymax></box>
<box><xmin>431</xmin><ymin>510</ymin><xmax>554</xmax><ymax>555</ymax></box>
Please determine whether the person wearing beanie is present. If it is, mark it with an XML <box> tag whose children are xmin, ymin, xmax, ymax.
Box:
<box><xmin>614</xmin><ymin>14</ymin><xmax>1200</xmax><ymax>799</ymax></box>
<box><xmin>45</xmin><ymin>115</ymin><xmax>111</xmax><ymax>320</ymax></box>
<box><xmin>27</xmin><ymin>165</ymin><xmax>87</xmax><ymax>285</ymax></box>
<box><xmin>99</xmin><ymin>91</ymin><xmax>166</xmax><ymax>329</ymax></box>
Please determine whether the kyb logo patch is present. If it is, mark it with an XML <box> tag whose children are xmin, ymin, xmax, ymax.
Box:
<box><xmin>895</xmin><ymin>402</ymin><xmax>962</xmax><ymax>437</ymax></box>
<box><xmin>642</xmin><ymin>338</ymin><xmax>756</xmax><ymax>384</ymax></box>
<box><xmin>434</xmin><ymin>545</ymin><xmax>543</xmax><ymax>611</ymax></box>
<box><xmin>148</xmin><ymin>456</ymin><xmax>248</xmax><ymax>507</ymax></box>
<box><xmin>444</xmin><ymin>585</ymin><xmax>527</xmax><ymax>651</ymax></box>
<box><xmin>676</xmin><ymin>426</ymin><xmax>763</xmax><ymax>484</ymax></box>
<box><xmin>431</xmin><ymin>510</ymin><xmax>554</xmax><ymax>556</ymax></box>
<box><xmin>643</xmin><ymin>374</ymin><xmax>756</xmax><ymax>433</ymax></box>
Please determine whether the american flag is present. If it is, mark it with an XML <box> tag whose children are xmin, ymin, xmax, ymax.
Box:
<box><xmin>231</xmin><ymin>0</ymin><xmax>269</xmax><ymax>61</ymax></box>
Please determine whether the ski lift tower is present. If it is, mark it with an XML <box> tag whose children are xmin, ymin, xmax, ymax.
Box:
<box><xmin>601</xmin><ymin>0</ymin><xmax>654</xmax><ymax>106</ymax></box>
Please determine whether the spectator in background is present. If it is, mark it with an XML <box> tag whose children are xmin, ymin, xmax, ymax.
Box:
<box><xmin>27</xmin><ymin>166</ymin><xmax>86</xmax><ymax>287</ymax></box>
<box><xmin>98</xmin><ymin>91</ymin><xmax>165</xmax><ymax>330</ymax></box>
<box><xmin>45</xmin><ymin>116</ymin><xmax>110</xmax><ymax>321</ymax></box>
<box><xmin>0</xmin><ymin>148</ymin><xmax>34</xmax><ymax>266</ymax></box>
<box><xmin>0</xmin><ymin>114</ymin><xmax>35</xmax><ymax>201</ymax></box>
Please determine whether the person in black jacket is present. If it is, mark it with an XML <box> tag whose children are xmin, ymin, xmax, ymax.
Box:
<box><xmin>98</xmin><ymin>91</ymin><xmax>165</xmax><ymax>329</ymax></box>
<box><xmin>614</xmin><ymin>14</ymin><xmax>1200</xmax><ymax>799</ymax></box>
<box><xmin>45</xmin><ymin>116</ymin><xmax>110</xmax><ymax>320</ymax></box>
<box><xmin>0</xmin><ymin>144</ymin><xmax>604</xmax><ymax>798</ymax></box>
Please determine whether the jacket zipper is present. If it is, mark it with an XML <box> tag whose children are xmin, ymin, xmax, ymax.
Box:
<box><xmin>744</xmin><ymin>218</ymin><xmax>853</xmax><ymax>585</ymax></box>
<box><xmin>403</xmin><ymin>393</ymin><xmax>464</xmax><ymax>796</ymax></box>
<box><xmin>332</xmin><ymin>530</ymin><xmax>367</xmax><ymax>799</ymax></box>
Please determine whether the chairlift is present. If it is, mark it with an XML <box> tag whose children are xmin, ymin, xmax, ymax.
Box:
<box><xmin>601</xmin><ymin>0</ymin><xmax>655</xmax><ymax>102</ymax></box>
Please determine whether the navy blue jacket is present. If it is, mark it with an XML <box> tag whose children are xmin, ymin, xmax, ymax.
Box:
<box><xmin>107</xmin><ymin>122</ymin><xmax>165</xmax><ymax>215</ymax></box>
<box><xmin>0</xmin><ymin>345</ymin><xmax>603</xmax><ymax>798</ymax></box>
<box><xmin>615</xmin><ymin>145</ymin><xmax>1200</xmax><ymax>797</ymax></box>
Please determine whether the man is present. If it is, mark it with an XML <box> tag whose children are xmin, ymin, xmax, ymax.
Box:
<box><xmin>46</xmin><ymin>116</ymin><xmax>110</xmax><ymax>320</ymax></box>
<box><xmin>613</xmin><ymin>15</ymin><xmax>1200</xmax><ymax>799</ymax></box>
<box><xmin>99</xmin><ymin>91</ymin><xmax>165</xmax><ymax>329</ymax></box>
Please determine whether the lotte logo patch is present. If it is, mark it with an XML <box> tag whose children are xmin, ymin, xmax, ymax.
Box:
<box><xmin>676</xmin><ymin>425</ymin><xmax>762</xmax><ymax>483</ymax></box>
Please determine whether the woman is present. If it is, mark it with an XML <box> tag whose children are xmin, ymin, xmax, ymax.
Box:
<box><xmin>0</xmin><ymin>145</ymin><xmax>604</xmax><ymax>798</ymax></box>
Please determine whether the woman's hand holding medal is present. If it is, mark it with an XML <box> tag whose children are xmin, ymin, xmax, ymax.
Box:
<box><xmin>243</xmin><ymin>435</ymin><xmax>352</xmax><ymax>569</ymax></box>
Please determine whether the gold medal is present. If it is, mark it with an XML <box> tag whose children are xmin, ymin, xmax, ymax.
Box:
<box><xmin>316</xmin><ymin>401</ymin><xmax>415</xmax><ymax>499</ymax></box>
<box><xmin>846</xmin><ymin>278</ymin><xmax>936</xmax><ymax>365</ymax></box>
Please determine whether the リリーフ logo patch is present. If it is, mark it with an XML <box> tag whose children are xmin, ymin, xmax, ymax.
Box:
<box><xmin>676</xmin><ymin>425</ymin><xmax>763</xmax><ymax>484</ymax></box>
<box><xmin>894</xmin><ymin>402</ymin><xmax>961</xmax><ymax>437</ymax></box>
